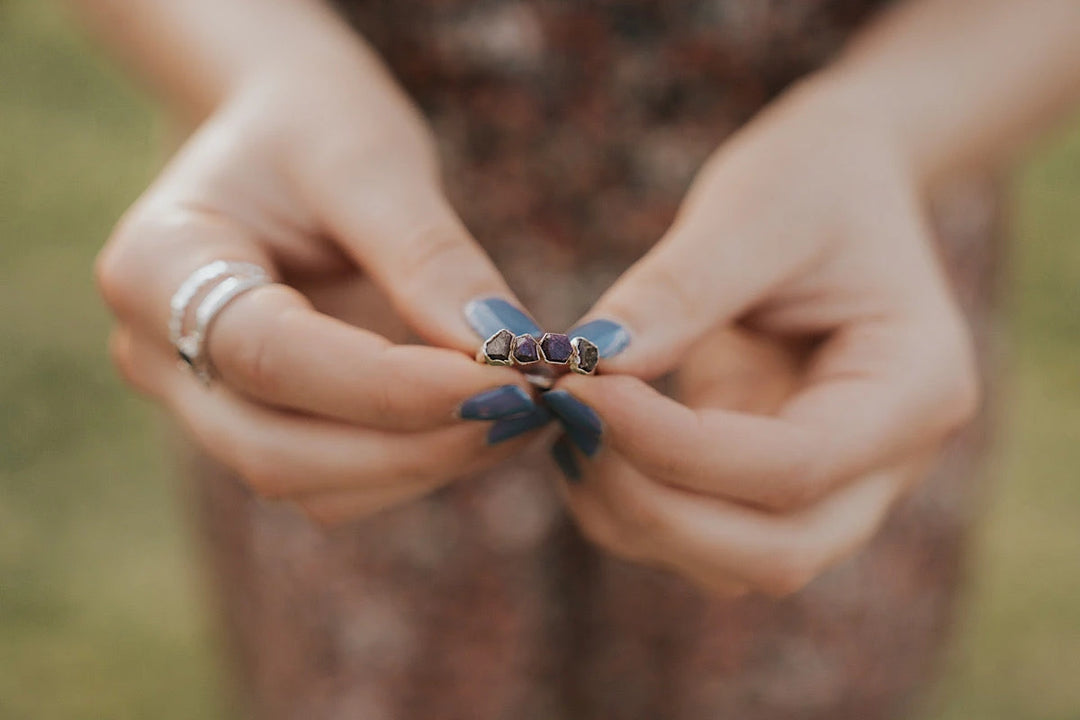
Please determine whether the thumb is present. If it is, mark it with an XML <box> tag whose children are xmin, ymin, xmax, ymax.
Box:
<box><xmin>568</xmin><ymin>189</ymin><xmax>802</xmax><ymax>379</ymax></box>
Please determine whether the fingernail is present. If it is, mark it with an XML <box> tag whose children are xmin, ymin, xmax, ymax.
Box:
<box><xmin>487</xmin><ymin>405</ymin><xmax>553</xmax><ymax>445</ymax></box>
<box><xmin>551</xmin><ymin>434</ymin><xmax>582</xmax><ymax>483</ymax></box>
<box><xmin>543</xmin><ymin>389</ymin><xmax>601</xmax><ymax>457</ymax></box>
<box><xmin>464</xmin><ymin>297</ymin><xmax>543</xmax><ymax>339</ymax></box>
<box><xmin>458</xmin><ymin>385</ymin><xmax>535</xmax><ymax>421</ymax></box>
<box><xmin>567</xmin><ymin>319</ymin><xmax>631</xmax><ymax>358</ymax></box>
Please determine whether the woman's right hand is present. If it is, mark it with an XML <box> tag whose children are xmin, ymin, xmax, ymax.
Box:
<box><xmin>97</xmin><ymin>40</ymin><xmax>551</xmax><ymax>526</ymax></box>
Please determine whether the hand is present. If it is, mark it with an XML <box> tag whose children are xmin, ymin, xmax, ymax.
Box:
<box><xmin>545</xmin><ymin>76</ymin><xmax>979</xmax><ymax>597</ymax></box>
<box><xmin>98</xmin><ymin>45</ymin><xmax>552</xmax><ymax>526</ymax></box>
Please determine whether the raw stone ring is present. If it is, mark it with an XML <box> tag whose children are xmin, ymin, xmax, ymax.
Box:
<box><xmin>477</xmin><ymin>330</ymin><xmax>599</xmax><ymax>376</ymax></box>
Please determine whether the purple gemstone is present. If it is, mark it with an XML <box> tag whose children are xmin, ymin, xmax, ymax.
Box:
<box><xmin>539</xmin><ymin>333</ymin><xmax>573</xmax><ymax>364</ymax></box>
<box><xmin>512</xmin><ymin>334</ymin><xmax>540</xmax><ymax>364</ymax></box>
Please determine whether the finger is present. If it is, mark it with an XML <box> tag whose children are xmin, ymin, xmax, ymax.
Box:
<box><xmin>206</xmin><ymin>283</ymin><xmax>540</xmax><ymax>430</ymax></box>
<box><xmin>115</xmin><ymin>330</ymin><xmax>543</xmax><ymax>497</ymax></box>
<box><xmin>554</xmin><ymin>443</ymin><xmax>748</xmax><ymax>598</ymax></box>
<box><xmin>556</xmin><ymin>318</ymin><xmax>976</xmax><ymax>512</ymax></box>
<box><xmin>100</xmin><ymin>206</ymin><xmax>538</xmax><ymax>431</ymax></box>
<box><xmin>306</xmin><ymin>158</ymin><xmax>541</xmax><ymax>352</ymax></box>
<box><xmin>301</xmin><ymin>411</ymin><xmax>564</xmax><ymax>525</ymax></box>
<box><xmin>672</xmin><ymin>325</ymin><xmax>801</xmax><ymax>413</ymax></box>
<box><xmin>294</xmin><ymin>476</ymin><xmax>445</xmax><ymax>528</ymax></box>
<box><xmin>565</xmin><ymin>159</ymin><xmax>810</xmax><ymax>377</ymax></box>
<box><xmin>566</xmin><ymin>444</ymin><xmax>911</xmax><ymax>597</ymax></box>
<box><xmin>97</xmin><ymin>203</ymin><xmax>278</xmax><ymax>337</ymax></box>
<box><xmin>565</xmin><ymin>152</ymin><xmax>952</xmax><ymax>381</ymax></box>
<box><xmin>564</xmin><ymin>485</ymin><xmax>750</xmax><ymax>599</ymax></box>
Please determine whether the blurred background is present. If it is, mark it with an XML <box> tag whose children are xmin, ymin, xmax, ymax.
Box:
<box><xmin>2</xmin><ymin>2</ymin><xmax>1078</xmax><ymax>718</ymax></box>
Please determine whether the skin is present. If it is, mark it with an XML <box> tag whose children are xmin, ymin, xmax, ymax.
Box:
<box><xmin>74</xmin><ymin>0</ymin><xmax>1080</xmax><ymax>592</ymax></box>
<box><xmin>87</xmin><ymin>0</ymin><xmax>547</xmax><ymax>525</ymax></box>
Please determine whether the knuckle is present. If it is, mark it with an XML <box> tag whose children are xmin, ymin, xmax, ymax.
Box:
<box><xmin>757</xmin><ymin>436</ymin><xmax>828</xmax><ymax>513</ymax></box>
<box><xmin>610</xmin><ymin>487</ymin><xmax>668</xmax><ymax>540</ymax></box>
<box><xmin>395</xmin><ymin>224</ymin><xmax>474</xmax><ymax>295</ymax></box>
<box><xmin>572</xmin><ymin>514</ymin><xmax>619</xmax><ymax>553</ymax></box>
<box><xmin>596</xmin><ymin>373</ymin><xmax>648</xmax><ymax>402</ymax></box>
<box><xmin>758</xmin><ymin>481</ymin><xmax>816</xmax><ymax>514</ymax></box>
<box><xmin>108</xmin><ymin>329</ymin><xmax>142</xmax><ymax>391</ymax></box>
<box><xmin>96</xmin><ymin>212</ymin><xmax>147</xmax><ymax>315</ymax></box>
<box><xmin>107</xmin><ymin>328</ymin><xmax>164</xmax><ymax>400</ymax></box>
<box><xmin>241</xmin><ymin>464</ymin><xmax>292</xmax><ymax>500</ymax></box>
<box><xmin>580</xmin><ymin>518</ymin><xmax>650</xmax><ymax>563</ymax></box>
<box><xmin>756</xmin><ymin>543</ymin><xmax>819</xmax><ymax>597</ymax></box>
<box><xmin>638</xmin><ymin>257</ymin><xmax>704</xmax><ymax>325</ymax></box>
<box><xmin>220</xmin><ymin>288</ymin><xmax>306</xmax><ymax>396</ymax></box>
<box><xmin>231</xmin><ymin>442</ymin><xmax>292</xmax><ymax>499</ymax></box>
<box><xmin>374</xmin><ymin>350</ymin><xmax>463</xmax><ymax>431</ymax></box>
<box><xmin>758</xmin><ymin>563</ymin><xmax>813</xmax><ymax>598</ymax></box>
<box><xmin>927</xmin><ymin>318</ymin><xmax>981</xmax><ymax>435</ymax></box>
<box><xmin>230</xmin><ymin>317</ymin><xmax>281</xmax><ymax>396</ymax></box>
<box><xmin>759</xmin><ymin>472</ymin><xmax>825</xmax><ymax>513</ymax></box>
<box><xmin>716</xmin><ymin>584</ymin><xmax>750</xmax><ymax>600</ymax></box>
<box><xmin>695</xmin><ymin>576</ymin><xmax>750</xmax><ymax>600</ymax></box>
<box><xmin>409</xmin><ymin>440</ymin><xmax>465</xmax><ymax>485</ymax></box>
<box><xmin>368</xmin><ymin>347</ymin><xmax>423</xmax><ymax>428</ymax></box>
<box><xmin>297</xmin><ymin>501</ymin><xmax>345</xmax><ymax>529</ymax></box>
<box><xmin>370</xmin><ymin>375</ymin><xmax>399</xmax><ymax>427</ymax></box>
<box><xmin>943</xmin><ymin>362</ymin><xmax>981</xmax><ymax>431</ymax></box>
<box><xmin>384</xmin><ymin>438</ymin><xmax>453</xmax><ymax>488</ymax></box>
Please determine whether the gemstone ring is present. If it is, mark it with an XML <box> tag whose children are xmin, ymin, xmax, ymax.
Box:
<box><xmin>477</xmin><ymin>330</ymin><xmax>599</xmax><ymax>376</ymax></box>
<box><xmin>171</xmin><ymin>261</ymin><xmax>271</xmax><ymax>385</ymax></box>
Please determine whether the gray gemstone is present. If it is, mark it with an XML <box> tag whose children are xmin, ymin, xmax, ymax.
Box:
<box><xmin>570</xmin><ymin>337</ymin><xmax>599</xmax><ymax>374</ymax></box>
<box><xmin>483</xmin><ymin>329</ymin><xmax>514</xmax><ymax>364</ymax></box>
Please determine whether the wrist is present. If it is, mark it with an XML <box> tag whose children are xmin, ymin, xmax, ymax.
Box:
<box><xmin>217</xmin><ymin>6</ymin><xmax>366</xmax><ymax>98</ymax></box>
<box><xmin>796</xmin><ymin>63</ymin><xmax>939</xmax><ymax>189</ymax></box>
<box><xmin>106</xmin><ymin>0</ymin><xmax>366</xmax><ymax>124</ymax></box>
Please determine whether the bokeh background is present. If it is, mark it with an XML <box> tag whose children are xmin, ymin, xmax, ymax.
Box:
<box><xmin>2</xmin><ymin>2</ymin><xmax>1078</xmax><ymax>718</ymax></box>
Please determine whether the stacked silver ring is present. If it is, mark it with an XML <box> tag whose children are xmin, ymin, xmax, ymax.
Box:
<box><xmin>170</xmin><ymin>260</ymin><xmax>271</xmax><ymax>385</ymax></box>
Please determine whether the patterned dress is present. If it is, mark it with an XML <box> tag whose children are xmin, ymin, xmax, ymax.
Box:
<box><xmin>189</xmin><ymin>2</ymin><xmax>1002</xmax><ymax>718</ymax></box>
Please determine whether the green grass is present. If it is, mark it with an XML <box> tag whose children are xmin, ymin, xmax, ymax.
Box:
<box><xmin>0</xmin><ymin>3</ymin><xmax>226</xmax><ymax>719</ymax></box>
<box><xmin>1</xmin><ymin>2</ymin><xmax>1078</xmax><ymax>718</ymax></box>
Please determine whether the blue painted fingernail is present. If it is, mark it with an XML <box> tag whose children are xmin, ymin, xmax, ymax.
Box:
<box><xmin>567</xmin><ymin>318</ymin><xmax>631</xmax><ymax>358</ymax></box>
<box><xmin>464</xmin><ymin>297</ymin><xmax>543</xmax><ymax>339</ymax></box>
<box><xmin>459</xmin><ymin>385</ymin><xmax>535</xmax><ymax>421</ymax></box>
<box><xmin>487</xmin><ymin>405</ymin><xmax>553</xmax><ymax>445</ymax></box>
<box><xmin>551</xmin><ymin>434</ymin><xmax>582</xmax><ymax>483</ymax></box>
<box><xmin>543</xmin><ymin>389</ymin><xmax>601</xmax><ymax>457</ymax></box>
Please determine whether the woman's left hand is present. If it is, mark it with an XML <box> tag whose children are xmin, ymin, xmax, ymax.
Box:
<box><xmin>545</xmin><ymin>74</ymin><xmax>979</xmax><ymax>597</ymax></box>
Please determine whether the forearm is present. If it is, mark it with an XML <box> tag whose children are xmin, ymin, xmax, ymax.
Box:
<box><xmin>65</xmin><ymin>0</ymin><xmax>366</xmax><ymax>120</ymax></box>
<box><xmin>824</xmin><ymin>0</ymin><xmax>1080</xmax><ymax>185</ymax></box>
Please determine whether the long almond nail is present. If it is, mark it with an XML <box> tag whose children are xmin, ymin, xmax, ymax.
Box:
<box><xmin>551</xmin><ymin>434</ymin><xmax>582</xmax><ymax>483</ymax></box>
<box><xmin>458</xmin><ymin>385</ymin><xmax>535</xmax><ymax>421</ymax></box>
<box><xmin>464</xmin><ymin>297</ymin><xmax>543</xmax><ymax>339</ymax></box>
<box><xmin>567</xmin><ymin>318</ymin><xmax>631</xmax><ymax>358</ymax></box>
<box><xmin>487</xmin><ymin>405</ymin><xmax>553</xmax><ymax>445</ymax></box>
<box><xmin>543</xmin><ymin>389</ymin><xmax>601</xmax><ymax>457</ymax></box>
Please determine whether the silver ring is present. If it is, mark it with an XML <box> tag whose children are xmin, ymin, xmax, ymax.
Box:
<box><xmin>475</xmin><ymin>330</ymin><xmax>600</xmax><ymax>383</ymax></box>
<box><xmin>169</xmin><ymin>260</ymin><xmax>267</xmax><ymax>344</ymax></box>
<box><xmin>175</xmin><ymin>271</ymin><xmax>270</xmax><ymax>385</ymax></box>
